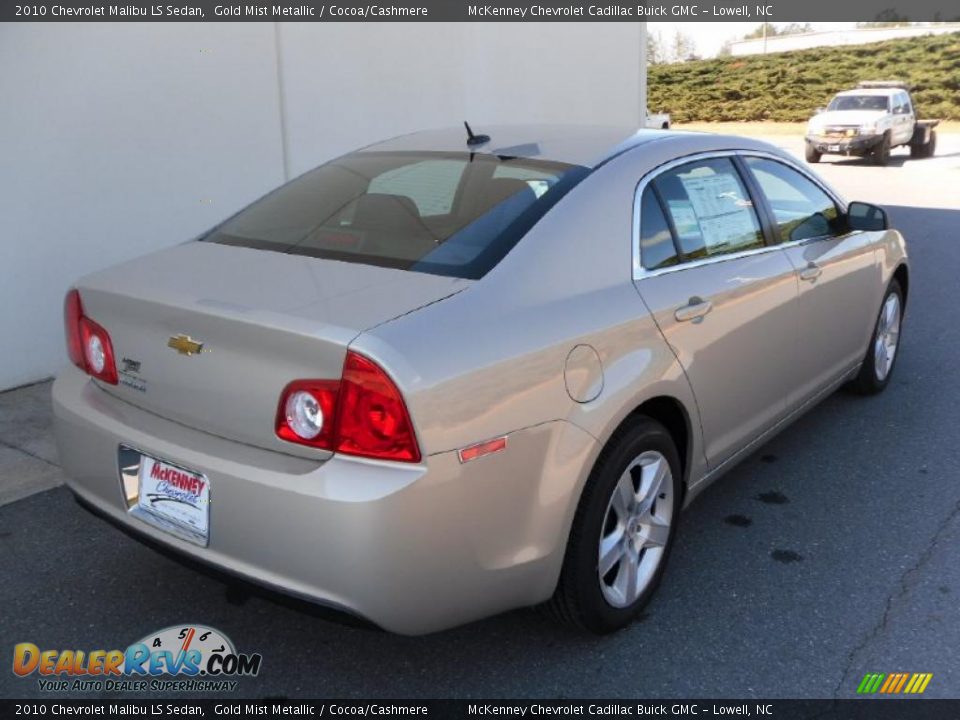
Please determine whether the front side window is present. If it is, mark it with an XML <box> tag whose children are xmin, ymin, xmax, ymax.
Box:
<box><xmin>745</xmin><ymin>157</ymin><xmax>842</xmax><ymax>243</ymax></box>
<box><xmin>651</xmin><ymin>157</ymin><xmax>764</xmax><ymax>261</ymax></box>
<box><xmin>204</xmin><ymin>151</ymin><xmax>587</xmax><ymax>279</ymax></box>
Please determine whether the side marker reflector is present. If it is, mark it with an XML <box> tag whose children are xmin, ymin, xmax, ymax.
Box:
<box><xmin>458</xmin><ymin>436</ymin><xmax>507</xmax><ymax>464</ymax></box>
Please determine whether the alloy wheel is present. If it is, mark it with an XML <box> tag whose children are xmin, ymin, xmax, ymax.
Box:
<box><xmin>597</xmin><ymin>450</ymin><xmax>674</xmax><ymax>608</ymax></box>
<box><xmin>874</xmin><ymin>292</ymin><xmax>901</xmax><ymax>381</ymax></box>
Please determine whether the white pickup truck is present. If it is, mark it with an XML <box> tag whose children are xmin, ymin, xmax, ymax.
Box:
<box><xmin>805</xmin><ymin>81</ymin><xmax>939</xmax><ymax>165</ymax></box>
<box><xmin>645</xmin><ymin>108</ymin><xmax>671</xmax><ymax>129</ymax></box>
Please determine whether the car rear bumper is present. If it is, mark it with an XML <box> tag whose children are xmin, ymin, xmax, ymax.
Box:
<box><xmin>807</xmin><ymin>134</ymin><xmax>882</xmax><ymax>155</ymax></box>
<box><xmin>52</xmin><ymin>367</ymin><xmax>596</xmax><ymax>634</ymax></box>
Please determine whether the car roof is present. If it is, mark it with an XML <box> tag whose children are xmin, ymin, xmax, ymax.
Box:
<box><xmin>835</xmin><ymin>88</ymin><xmax>899</xmax><ymax>97</ymax></box>
<box><xmin>362</xmin><ymin>125</ymin><xmax>784</xmax><ymax>168</ymax></box>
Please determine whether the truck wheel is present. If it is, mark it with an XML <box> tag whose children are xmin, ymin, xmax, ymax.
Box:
<box><xmin>872</xmin><ymin>133</ymin><xmax>890</xmax><ymax>166</ymax></box>
<box><xmin>910</xmin><ymin>130</ymin><xmax>937</xmax><ymax>159</ymax></box>
<box><xmin>805</xmin><ymin>144</ymin><xmax>821</xmax><ymax>163</ymax></box>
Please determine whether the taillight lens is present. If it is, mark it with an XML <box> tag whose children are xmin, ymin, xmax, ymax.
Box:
<box><xmin>275</xmin><ymin>380</ymin><xmax>340</xmax><ymax>449</ymax></box>
<box><xmin>275</xmin><ymin>351</ymin><xmax>421</xmax><ymax>463</ymax></box>
<box><xmin>64</xmin><ymin>290</ymin><xmax>84</xmax><ymax>370</ymax></box>
<box><xmin>63</xmin><ymin>289</ymin><xmax>118</xmax><ymax>385</ymax></box>
<box><xmin>335</xmin><ymin>352</ymin><xmax>421</xmax><ymax>463</ymax></box>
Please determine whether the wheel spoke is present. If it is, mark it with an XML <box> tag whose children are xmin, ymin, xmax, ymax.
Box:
<box><xmin>884</xmin><ymin>297</ymin><xmax>897</xmax><ymax>328</ymax></box>
<box><xmin>615</xmin><ymin>549</ymin><xmax>639</xmax><ymax>605</ymax></box>
<box><xmin>598</xmin><ymin>527</ymin><xmax>626</xmax><ymax>576</ymax></box>
<box><xmin>640</xmin><ymin>517</ymin><xmax>670</xmax><ymax>548</ymax></box>
<box><xmin>635</xmin><ymin>457</ymin><xmax>666</xmax><ymax>517</ymax></box>
<box><xmin>611</xmin><ymin>473</ymin><xmax>635</xmax><ymax>520</ymax></box>
<box><xmin>875</xmin><ymin>339</ymin><xmax>886</xmax><ymax>372</ymax></box>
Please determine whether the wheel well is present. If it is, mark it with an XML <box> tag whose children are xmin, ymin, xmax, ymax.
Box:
<box><xmin>622</xmin><ymin>396</ymin><xmax>690</xmax><ymax>487</ymax></box>
<box><xmin>893</xmin><ymin>264</ymin><xmax>909</xmax><ymax>309</ymax></box>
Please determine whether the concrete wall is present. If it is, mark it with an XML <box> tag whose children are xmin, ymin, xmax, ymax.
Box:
<box><xmin>0</xmin><ymin>22</ymin><xmax>645</xmax><ymax>391</ymax></box>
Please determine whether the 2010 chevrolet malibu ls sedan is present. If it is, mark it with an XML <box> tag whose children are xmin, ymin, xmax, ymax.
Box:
<box><xmin>53</xmin><ymin>126</ymin><xmax>908</xmax><ymax>634</ymax></box>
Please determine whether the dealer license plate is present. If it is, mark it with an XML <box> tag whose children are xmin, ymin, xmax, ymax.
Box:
<box><xmin>135</xmin><ymin>454</ymin><xmax>210</xmax><ymax>544</ymax></box>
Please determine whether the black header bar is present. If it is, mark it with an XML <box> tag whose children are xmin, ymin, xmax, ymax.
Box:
<box><xmin>4</xmin><ymin>0</ymin><xmax>960</xmax><ymax>22</ymax></box>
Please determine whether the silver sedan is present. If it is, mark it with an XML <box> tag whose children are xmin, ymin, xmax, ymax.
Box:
<box><xmin>53</xmin><ymin>125</ymin><xmax>908</xmax><ymax>634</ymax></box>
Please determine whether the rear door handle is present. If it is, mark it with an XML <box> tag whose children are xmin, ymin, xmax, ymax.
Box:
<box><xmin>799</xmin><ymin>262</ymin><xmax>822</xmax><ymax>282</ymax></box>
<box><xmin>675</xmin><ymin>297</ymin><xmax>713</xmax><ymax>323</ymax></box>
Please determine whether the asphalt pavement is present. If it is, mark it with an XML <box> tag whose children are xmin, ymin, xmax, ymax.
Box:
<box><xmin>1</xmin><ymin>133</ymin><xmax>958</xmax><ymax>699</ymax></box>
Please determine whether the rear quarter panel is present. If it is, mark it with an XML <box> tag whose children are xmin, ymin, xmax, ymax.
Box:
<box><xmin>353</xmin><ymin>136</ymin><xmax>727</xmax><ymax>488</ymax></box>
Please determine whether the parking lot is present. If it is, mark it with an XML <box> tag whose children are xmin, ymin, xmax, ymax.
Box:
<box><xmin>2</xmin><ymin>131</ymin><xmax>959</xmax><ymax>699</ymax></box>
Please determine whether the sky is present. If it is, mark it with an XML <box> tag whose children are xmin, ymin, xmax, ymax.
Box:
<box><xmin>648</xmin><ymin>22</ymin><xmax>858</xmax><ymax>58</ymax></box>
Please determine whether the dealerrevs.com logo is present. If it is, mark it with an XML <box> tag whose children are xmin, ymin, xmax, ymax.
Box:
<box><xmin>13</xmin><ymin>624</ymin><xmax>262</xmax><ymax>693</ymax></box>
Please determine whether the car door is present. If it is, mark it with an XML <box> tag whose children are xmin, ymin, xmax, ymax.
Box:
<box><xmin>741</xmin><ymin>156</ymin><xmax>878</xmax><ymax>410</ymax></box>
<box><xmin>633</xmin><ymin>155</ymin><xmax>799</xmax><ymax>468</ymax></box>
<box><xmin>889</xmin><ymin>92</ymin><xmax>913</xmax><ymax>146</ymax></box>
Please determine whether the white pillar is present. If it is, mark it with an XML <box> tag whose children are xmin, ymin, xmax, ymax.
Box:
<box><xmin>638</xmin><ymin>22</ymin><xmax>648</xmax><ymax>127</ymax></box>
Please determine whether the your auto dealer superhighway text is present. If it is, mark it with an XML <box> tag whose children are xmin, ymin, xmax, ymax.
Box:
<box><xmin>468</xmin><ymin>4</ymin><xmax>766</xmax><ymax>17</ymax></box>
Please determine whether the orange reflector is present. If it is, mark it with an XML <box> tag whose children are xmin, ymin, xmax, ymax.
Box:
<box><xmin>458</xmin><ymin>436</ymin><xmax>507</xmax><ymax>464</ymax></box>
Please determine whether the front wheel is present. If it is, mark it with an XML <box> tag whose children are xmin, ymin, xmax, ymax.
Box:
<box><xmin>872</xmin><ymin>133</ymin><xmax>891</xmax><ymax>166</ymax></box>
<box><xmin>849</xmin><ymin>279</ymin><xmax>904</xmax><ymax>395</ymax></box>
<box><xmin>805</xmin><ymin>143</ymin><xmax>822</xmax><ymax>163</ymax></box>
<box><xmin>547</xmin><ymin>417</ymin><xmax>681</xmax><ymax>633</ymax></box>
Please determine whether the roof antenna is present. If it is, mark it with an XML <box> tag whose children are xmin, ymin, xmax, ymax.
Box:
<box><xmin>464</xmin><ymin>121</ymin><xmax>490</xmax><ymax>147</ymax></box>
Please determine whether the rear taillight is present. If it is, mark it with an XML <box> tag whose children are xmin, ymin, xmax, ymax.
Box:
<box><xmin>275</xmin><ymin>351</ymin><xmax>421</xmax><ymax>463</ymax></box>
<box><xmin>63</xmin><ymin>289</ymin><xmax>118</xmax><ymax>385</ymax></box>
<box><xmin>275</xmin><ymin>380</ymin><xmax>339</xmax><ymax>450</ymax></box>
<box><xmin>64</xmin><ymin>290</ymin><xmax>84</xmax><ymax>370</ymax></box>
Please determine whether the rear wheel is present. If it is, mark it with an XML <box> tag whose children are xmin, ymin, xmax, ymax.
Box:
<box><xmin>849</xmin><ymin>279</ymin><xmax>903</xmax><ymax>395</ymax></box>
<box><xmin>547</xmin><ymin>417</ymin><xmax>681</xmax><ymax>633</ymax></box>
<box><xmin>805</xmin><ymin>143</ymin><xmax>821</xmax><ymax>163</ymax></box>
<box><xmin>910</xmin><ymin>130</ymin><xmax>936</xmax><ymax>159</ymax></box>
<box><xmin>872</xmin><ymin>133</ymin><xmax>891</xmax><ymax>166</ymax></box>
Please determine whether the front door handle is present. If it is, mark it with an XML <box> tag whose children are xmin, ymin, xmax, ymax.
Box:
<box><xmin>799</xmin><ymin>262</ymin><xmax>823</xmax><ymax>282</ymax></box>
<box><xmin>675</xmin><ymin>297</ymin><xmax>713</xmax><ymax>323</ymax></box>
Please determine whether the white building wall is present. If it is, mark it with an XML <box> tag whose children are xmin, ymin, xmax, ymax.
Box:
<box><xmin>0</xmin><ymin>22</ymin><xmax>645</xmax><ymax>391</ymax></box>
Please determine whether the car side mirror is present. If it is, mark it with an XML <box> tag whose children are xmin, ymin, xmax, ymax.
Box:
<box><xmin>814</xmin><ymin>107</ymin><xmax>826</xmax><ymax>115</ymax></box>
<box><xmin>847</xmin><ymin>201</ymin><xmax>889</xmax><ymax>231</ymax></box>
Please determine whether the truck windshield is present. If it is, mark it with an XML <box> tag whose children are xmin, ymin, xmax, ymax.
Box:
<box><xmin>828</xmin><ymin>95</ymin><xmax>890</xmax><ymax>112</ymax></box>
<box><xmin>204</xmin><ymin>151</ymin><xmax>588</xmax><ymax>279</ymax></box>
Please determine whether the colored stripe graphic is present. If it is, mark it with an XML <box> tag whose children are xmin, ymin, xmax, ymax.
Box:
<box><xmin>857</xmin><ymin>672</ymin><xmax>933</xmax><ymax>694</ymax></box>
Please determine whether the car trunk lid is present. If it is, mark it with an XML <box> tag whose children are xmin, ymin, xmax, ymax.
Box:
<box><xmin>77</xmin><ymin>242</ymin><xmax>467</xmax><ymax>457</ymax></box>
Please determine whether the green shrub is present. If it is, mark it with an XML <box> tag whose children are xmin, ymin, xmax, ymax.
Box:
<box><xmin>650</xmin><ymin>32</ymin><xmax>960</xmax><ymax>121</ymax></box>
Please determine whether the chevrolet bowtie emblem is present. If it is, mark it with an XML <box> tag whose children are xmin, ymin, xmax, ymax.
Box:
<box><xmin>167</xmin><ymin>334</ymin><xmax>205</xmax><ymax>356</ymax></box>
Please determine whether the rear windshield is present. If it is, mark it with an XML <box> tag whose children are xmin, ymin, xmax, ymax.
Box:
<box><xmin>204</xmin><ymin>151</ymin><xmax>588</xmax><ymax>279</ymax></box>
<box><xmin>828</xmin><ymin>95</ymin><xmax>890</xmax><ymax>112</ymax></box>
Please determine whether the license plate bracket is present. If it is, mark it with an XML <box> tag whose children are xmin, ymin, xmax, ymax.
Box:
<box><xmin>119</xmin><ymin>446</ymin><xmax>210</xmax><ymax>546</ymax></box>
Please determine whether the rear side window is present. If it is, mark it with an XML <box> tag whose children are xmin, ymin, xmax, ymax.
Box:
<box><xmin>744</xmin><ymin>158</ymin><xmax>842</xmax><ymax>243</ymax></box>
<box><xmin>651</xmin><ymin>157</ymin><xmax>764</xmax><ymax>261</ymax></box>
<box><xmin>205</xmin><ymin>151</ymin><xmax>587</xmax><ymax>279</ymax></box>
<box><xmin>638</xmin><ymin>188</ymin><xmax>679</xmax><ymax>270</ymax></box>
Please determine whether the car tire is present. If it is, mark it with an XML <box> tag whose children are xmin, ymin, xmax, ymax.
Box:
<box><xmin>805</xmin><ymin>144</ymin><xmax>822</xmax><ymax>163</ymax></box>
<box><xmin>849</xmin><ymin>278</ymin><xmax>904</xmax><ymax>395</ymax></box>
<box><xmin>546</xmin><ymin>416</ymin><xmax>681</xmax><ymax>633</ymax></box>
<box><xmin>872</xmin><ymin>133</ymin><xmax>891</xmax><ymax>166</ymax></box>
